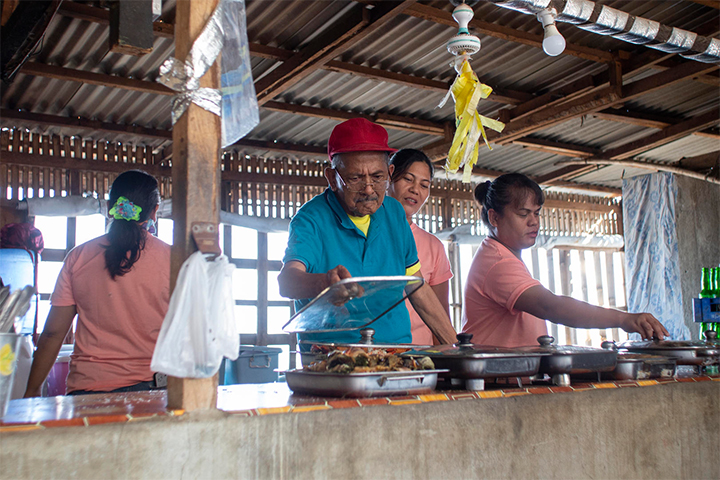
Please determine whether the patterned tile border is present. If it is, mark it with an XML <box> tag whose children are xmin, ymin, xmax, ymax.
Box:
<box><xmin>1</xmin><ymin>375</ymin><xmax>717</xmax><ymax>433</ymax></box>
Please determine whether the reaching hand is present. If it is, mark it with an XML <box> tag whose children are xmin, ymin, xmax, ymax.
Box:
<box><xmin>325</xmin><ymin>265</ymin><xmax>352</xmax><ymax>287</ymax></box>
<box><xmin>621</xmin><ymin>313</ymin><xmax>669</xmax><ymax>340</ymax></box>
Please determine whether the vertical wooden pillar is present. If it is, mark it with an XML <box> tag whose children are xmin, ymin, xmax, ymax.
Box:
<box><xmin>167</xmin><ymin>0</ymin><xmax>221</xmax><ymax>412</ymax></box>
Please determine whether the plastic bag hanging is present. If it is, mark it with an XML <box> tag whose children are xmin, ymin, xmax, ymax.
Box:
<box><xmin>151</xmin><ymin>252</ymin><xmax>238</xmax><ymax>378</ymax></box>
<box><xmin>439</xmin><ymin>3</ymin><xmax>505</xmax><ymax>183</ymax></box>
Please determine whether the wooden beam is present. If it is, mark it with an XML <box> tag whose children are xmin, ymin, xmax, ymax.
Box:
<box><xmin>1</xmin><ymin>150</ymin><xmax>171</xmax><ymax>176</ymax></box>
<box><xmin>497</xmin><ymin>60</ymin><xmax>719</xmax><ymax>145</ymax></box>
<box><xmin>109</xmin><ymin>0</ymin><xmax>154</xmax><ymax>56</ymax></box>
<box><xmin>0</xmin><ymin>109</ymin><xmax>173</xmax><ymax>140</ymax></box>
<box><xmin>535</xmin><ymin>165</ymin><xmax>598</xmax><ymax>184</ymax></box>
<box><xmin>593</xmin><ymin>109</ymin><xmax>720</xmax><ymax>140</ymax></box>
<box><xmin>19</xmin><ymin>62</ymin><xmax>174</xmax><ymax>95</ymax></box>
<box><xmin>675</xmin><ymin>151</ymin><xmax>720</xmax><ymax>171</ymax></box>
<box><xmin>555</xmin><ymin>158</ymin><xmax>720</xmax><ymax>185</ymax></box>
<box><xmin>513</xmin><ymin>138</ymin><xmax>600</xmax><ymax>158</ymax></box>
<box><xmin>227</xmin><ymin>139</ymin><xmax>326</xmax><ymax>157</ymax></box>
<box><xmin>255</xmin><ymin>1</ymin><xmax>417</xmax><ymax>105</ymax></box>
<box><xmin>686</xmin><ymin>0</ymin><xmax>720</xmax><ymax>9</ymax></box>
<box><xmin>403</xmin><ymin>3</ymin><xmax>626</xmax><ymax>64</ymax></box>
<box><xmin>262</xmin><ymin>100</ymin><xmax>444</xmax><ymax>136</ymax></box>
<box><xmin>602</xmin><ymin>107</ymin><xmax>720</xmax><ymax>160</ymax></box>
<box><xmin>167</xmin><ymin>0</ymin><xmax>221</xmax><ymax>412</ymax></box>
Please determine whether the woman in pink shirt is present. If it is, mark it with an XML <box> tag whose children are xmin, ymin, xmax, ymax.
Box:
<box><xmin>462</xmin><ymin>173</ymin><xmax>668</xmax><ymax>348</ymax></box>
<box><xmin>388</xmin><ymin>149</ymin><xmax>454</xmax><ymax>344</ymax></box>
<box><xmin>25</xmin><ymin>170</ymin><xmax>171</xmax><ymax>396</ymax></box>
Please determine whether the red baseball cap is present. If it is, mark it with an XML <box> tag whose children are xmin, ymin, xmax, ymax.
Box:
<box><xmin>327</xmin><ymin>118</ymin><xmax>397</xmax><ymax>161</ymax></box>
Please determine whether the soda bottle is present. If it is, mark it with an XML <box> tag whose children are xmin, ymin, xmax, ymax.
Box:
<box><xmin>699</xmin><ymin>268</ymin><xmax>713</xmax><ymax>342</ymax></box>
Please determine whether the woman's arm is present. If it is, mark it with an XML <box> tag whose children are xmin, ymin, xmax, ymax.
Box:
<box><xmin>430</xmin><ymin>281</ymin><xmax>450</xmax><ymax>319</ymax></box>
<box><xmin>24</xmin><ymin>305</ymin><xmax>77</xmax><ymax>397</ymax></box>
<box><xmin>408</xmin><ymin>283</ymin><xmax>457</xmax><ymax>344</ymax></box>
<box><xmin>514</xmin><ymin>285</ymin><xmax>669</xmax><ymax>340</ymax></box>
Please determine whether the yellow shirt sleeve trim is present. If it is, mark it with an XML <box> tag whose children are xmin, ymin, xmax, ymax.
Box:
<box><xmin>406</xmin><ymin>261</ymin><xmax>422</xmax><ymax>277</ymax></box>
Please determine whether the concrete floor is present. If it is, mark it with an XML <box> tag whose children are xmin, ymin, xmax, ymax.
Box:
<box><xmin>1</xmin><ymin>381</ymin><xmax>718</xmax><ymax>479</ymax></box>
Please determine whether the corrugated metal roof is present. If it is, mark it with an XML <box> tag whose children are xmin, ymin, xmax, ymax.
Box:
<box><xmin>1</xmin><ymin>0</ymin><xmax>717</xmax><ymax>192</ymax></box>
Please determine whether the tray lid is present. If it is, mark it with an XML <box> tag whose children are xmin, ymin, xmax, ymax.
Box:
<box><xmin>282</xmin><ymin>276</ymin><xmax>424</xmax><ymax>334</ymax></box>
<box><xmin>401</xmin><ymin>333</ymin><xmax>550</xmax><ymax>359</ymax></box>
<box><xmin>617</xmin><ymin>338</ymin><xmax>720</xmax><ymax>354</ymax></box>
<box><xmin>514</xmin><ymin>335</ymin><xmax>617</xmax><ymax>356</ymax></box>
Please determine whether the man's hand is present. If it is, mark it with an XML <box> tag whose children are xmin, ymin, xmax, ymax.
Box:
<box><xmin>621</xmin><ymin>313</ymin><xmax>669</xmax><ymax>340</ymax></box>
<box><xmin>325</xmin><ymin>265</ymin><xmax>352</xmax><ymax>288</ymax></box>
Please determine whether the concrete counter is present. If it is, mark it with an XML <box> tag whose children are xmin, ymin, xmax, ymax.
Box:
<box><xmin>1</xmin><ymin>379</ymin><xmax>718</xmax><ymax>479</ymax></box>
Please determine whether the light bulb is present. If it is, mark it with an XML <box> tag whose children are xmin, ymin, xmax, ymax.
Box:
<box><xmin>537</xmin><ymin>8</ymin><xmax>566</xmax><ymax>56</ymax></box>
<box><xmin>542</xmin><ymin>25</ymin><xmax>566</xmax><ymax>56</ymax></box>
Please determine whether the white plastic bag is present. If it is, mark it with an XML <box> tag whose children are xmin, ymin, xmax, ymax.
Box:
<box><xmin>151</xmin><ymin>252</ymin><xmax>238</xmax><ymax>378</ymax></box>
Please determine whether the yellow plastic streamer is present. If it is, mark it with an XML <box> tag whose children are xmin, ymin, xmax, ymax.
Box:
<box><xmin>445</xmin><ymin>60</ymin><xmax>505</xmax><ymax>183</ymax></box>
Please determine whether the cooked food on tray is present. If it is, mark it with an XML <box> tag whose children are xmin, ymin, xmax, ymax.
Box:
<box><xmin>305</xmin><ymin>347</ymin><xmax>435</xmax><ymax>374</ymax></box>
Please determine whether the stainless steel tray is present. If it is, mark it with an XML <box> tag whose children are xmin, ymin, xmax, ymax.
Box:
<box><xmin>284</xmin><ymin>369</ymin><xmax>448</xmax><ymax>398</ymax></box>
<box><xmin>617</xmin><ymin>340</ymin><xmax>720</xmax><ymax>366</ymax></box>
<box><xmin>608</xmin><ymin>355</ymin><xmax>677</xmax><ymax>380</ymax></box>
<box><xmin>402</xmin><ymin>334</ymin><xmax>547</xmax><ymax>380</ymax></box>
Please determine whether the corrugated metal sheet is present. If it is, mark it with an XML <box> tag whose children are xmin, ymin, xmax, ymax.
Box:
<box><xmin>0</xmin><ymin>0</ymin><xmax>717</xmax><ymax>190</ymax></box>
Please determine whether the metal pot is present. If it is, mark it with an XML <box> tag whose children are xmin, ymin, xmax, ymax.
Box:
<box><xmin>401</xmin><ymin>333</ymin><xmax>549</xmax><ymax>391</ymax></box>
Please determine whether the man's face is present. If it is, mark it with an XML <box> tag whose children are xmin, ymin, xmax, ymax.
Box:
<box><xmin>325</xmin><ymin>151</ymin><xmax>393</xmax><ymax>217</ymax></box>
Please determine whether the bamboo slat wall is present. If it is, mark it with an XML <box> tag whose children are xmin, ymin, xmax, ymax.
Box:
<box><xmin>2</xmin><ymin>128</ymin><xmax>621</xmax><ymax>236</ymax></box>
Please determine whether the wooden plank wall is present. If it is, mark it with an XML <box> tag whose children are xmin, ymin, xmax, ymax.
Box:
<box><xmin>3</xmin><ymin>129</ymin><xmax>621</xmax><ymax>236</ymax></box>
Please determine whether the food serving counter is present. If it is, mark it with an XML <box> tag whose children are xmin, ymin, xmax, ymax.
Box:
<box><xmin>1</xmin><ymin>375</ymin><xmax>718</xmax><ymax>479</ymax></box>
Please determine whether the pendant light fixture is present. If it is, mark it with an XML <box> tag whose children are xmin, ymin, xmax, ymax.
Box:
<box><xmin>440</xmin><ymin>0</ymin><xmax>505</xmax><ymax>183</ymax></box>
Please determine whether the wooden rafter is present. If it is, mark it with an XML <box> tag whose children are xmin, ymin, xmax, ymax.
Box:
<box><xmin>555</xmin><ymin>158</ymin><xmax>720</xmax><ymax>185</ymax></box>
<box><xmin>602</xmin><ymin>108</ymin><xmax>720</xmax><ymax>161</ymax></box>
<box><xmin>262</xmin><ymin>101</ymin><xmax>445</xmax><ymax>136</ymax></box>
<box><xmin>255</xmin><ymin>1</ymin><xmax>418</xmax><ymax>105</ymax></box>
<box><xmin>513</xmin><ymin>138</ymin><xmax>600</xmax><ymax>158</ymax></box>
<box><xmin>593</xmin><ymin>110</ymin><xmax>720</xmax><ymax>140</ymax></box>
<box><xmin>536</xmin><ymin>107</ymin><xmax>720</xmax><ymax>183</ymax></box>
<box><xmin>1</xmin><ymin>108</ymin><xmax>173</xmax><ymax>140</ymax></box>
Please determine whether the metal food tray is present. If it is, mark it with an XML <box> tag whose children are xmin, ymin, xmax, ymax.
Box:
<box><xmin>404</xmin><ymin>351</ymin><xmax>544</xmax><ymax>380</ymax></box>
<box><xmin>617</xmin><ymin>340</ymin><xmax>720</xmax><ymax>366</ymax></box>
<box><xmin>607</xmin><ymin>355</ymin><xmax>677</xmax><ymax>380</ymax></box>
<box><xmin>284</xmin><ymin>369</ymin><xmax>448</xmax><ymax>398</ymax></box>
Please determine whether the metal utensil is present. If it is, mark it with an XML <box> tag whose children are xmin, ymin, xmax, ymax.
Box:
<box><xmin>0</xmin><ymin>286</ymin><xmax>11</xmax><ymax>308</ymax></box>
<box><xmin>0</xmin><ymin>285</ymin><xmax>35</xmax><ymax>333</ymax></box>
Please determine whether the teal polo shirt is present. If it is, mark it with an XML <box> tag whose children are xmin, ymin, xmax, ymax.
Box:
<box><xmin>283</xmin><ymin>188</ymin><xmax>419</xmax><ymax>344</ymax></box>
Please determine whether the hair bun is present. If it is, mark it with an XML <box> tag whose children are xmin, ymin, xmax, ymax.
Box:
<box><xmin>474</xmin><ymin>180</ymin><xmax>491</xmax><ymax>205</ymax></box>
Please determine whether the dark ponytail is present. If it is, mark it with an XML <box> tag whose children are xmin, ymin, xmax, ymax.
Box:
<box><xmin>474</xmin><ymin>173</ymin><xmax>544</xmax><ymax>227</ymax></box>
<box><xmin>104</xmin><ymin>170</ymin><xmax>160</xmax><ymax>279</ymax></box>
<box><xmin>389</xmin><ymin>148</ymin><xmax>434</xmax><ymax>182</ymax></box>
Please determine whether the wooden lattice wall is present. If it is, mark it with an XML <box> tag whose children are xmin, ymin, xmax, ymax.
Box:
<box><xmin>2</xmin><ymin>128</ymin><xmax>621</xmax><ymax>236</ymax></box>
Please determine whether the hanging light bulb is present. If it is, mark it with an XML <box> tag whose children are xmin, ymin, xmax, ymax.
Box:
<box><xmin>537</xmin><ymin>8</ymin><xmax>566</xmax><ymax>56</ymax></box>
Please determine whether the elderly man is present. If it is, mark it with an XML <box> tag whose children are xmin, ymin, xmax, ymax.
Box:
<box><xmin>278</xmin><ymin>118</ymin><xmax>456</xmax><ymax>345</ymax></box>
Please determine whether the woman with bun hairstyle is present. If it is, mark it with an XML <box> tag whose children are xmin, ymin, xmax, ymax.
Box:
<box><xmin>461</xmin><ymin>173</ymin><xmax>668</xmax><ymax>347</ymax></box>
<box><xmin>388</xmin><ymin>149</ymin><xmax>454</xmax><ymax>344</ymax></box>
<box><xmin>25</xmin><ymin>170</ymin><xmax>171</xmax><ymax>396</ymax></box>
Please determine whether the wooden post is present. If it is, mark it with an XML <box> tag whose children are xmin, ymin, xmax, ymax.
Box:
<box><xmin>167</xmin><ymin>0</ymin><xmax>221</xmax><ymax>412</ymax></box>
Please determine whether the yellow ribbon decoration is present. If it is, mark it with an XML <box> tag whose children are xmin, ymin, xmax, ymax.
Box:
<box><xmin>445</xmin><ymin>60</ymin><xmax>505</xmax><ymax>183</ymax></box>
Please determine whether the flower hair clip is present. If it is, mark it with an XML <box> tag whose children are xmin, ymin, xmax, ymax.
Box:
<box><xmin>109</xmin><ymin>196</ymin><xmax>142</xmax><ymax>221</ymax></box>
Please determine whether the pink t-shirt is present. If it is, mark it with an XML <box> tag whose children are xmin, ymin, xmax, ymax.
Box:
<box><xmin>461</xmin><ymin>237</ymin><xmax>547</xmax><ymax>348</ymax></box>
<box><xmin>406</xmin><ymin>223</ymin><xmax>453</xmax><ymax>345</ymax></box>
<box><xmin>51</xmin><ymin>234</ymin><xmax>171</xmax><ymax>393</ymax></box>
